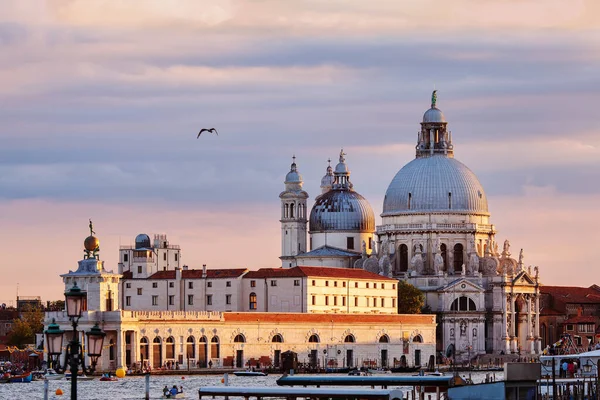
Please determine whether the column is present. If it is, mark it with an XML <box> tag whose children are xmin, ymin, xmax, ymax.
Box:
<box><xmin>116</xmin><ymin>329</ymin><xmax>125</xmax><ymax>369</ymax></box>
<box><xmin>527</xmin><ymin>295</ymin><xmax>535</xmax><ymax>354</ymax></box>
<box><xmin>132</xmin><ymin>331</ymin><xmax>139</xmax><ymax>368</ymax></box>
<box><xmin>534</xmin><ymin>295</ymin><xmax>541</xmax><ymax>353</ymax></box>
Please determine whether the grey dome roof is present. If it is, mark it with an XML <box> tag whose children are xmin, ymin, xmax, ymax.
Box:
<box><xmin>423</xmin><ymin>107</ymin><xmax>446</xmax><ymax>123</ymax></box>
<box><xmin>135</xmin><ymin>233</ymin><xmax>151</xmax><ymax>249</ymax></box>
<box><xmin>285</xmin><ymin>162</ymin><xmax>302</xmax><ymax>183</ymax></box>
<box><xmin>383</xmin><ymin>155</ymin><xmax>489</xmax><ymax>215</ymax></box>
<box><xmin>310</xmin><ymin>190</ymin><xmax>375</xmax><ymax>232</ymax></box>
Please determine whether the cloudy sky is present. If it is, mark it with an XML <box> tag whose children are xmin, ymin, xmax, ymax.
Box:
<box><xmin>1</xmin><ymin>0</ymin><xmax>599</xmax><ymax>304</ymax></box>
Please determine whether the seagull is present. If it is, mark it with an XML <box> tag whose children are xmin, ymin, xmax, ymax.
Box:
<box><xmin>197</xmin><ymin>128</ymin><xmax>219</xmax><ymax>138</ymax></box>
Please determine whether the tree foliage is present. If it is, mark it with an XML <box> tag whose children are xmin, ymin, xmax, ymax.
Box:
<box><xmin>6</xmin><ymin>304</ymin><xmax>44</xmax><ymax>348</ymax></box>
<box><xmin>397</xmin><ymin>280</ymin><xmax>425</xmax><ymax>314</ymax></box>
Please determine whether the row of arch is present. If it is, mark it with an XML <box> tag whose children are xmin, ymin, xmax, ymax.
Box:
<box><xmin>282</xmin><ymin>202</ymin><xmax>307</xmax><ymax>220</ymax></box>
<box><xmin>397</xmin><ymin>243</ymin><xmax>464</xmax><ymax>273</ymax></box>
<box><xmin>139</xmin><ymin>333</ymin><xmax>424</xmax><ymax>347</ymax></box>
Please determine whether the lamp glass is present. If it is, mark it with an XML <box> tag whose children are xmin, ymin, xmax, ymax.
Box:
<box><xmin>44</xmin><ymin>320</ymin><xmax>65</xmax><ymax>355</ymax></box>
<box><xmin>65</xmin><ymin>284</ymin><xmax>86</xmax><ymax>318</ymax></box>
<box><xmin>86</xmin><ymin>323</ymin><xmax>106</xmax><ymax>357</ymax></box>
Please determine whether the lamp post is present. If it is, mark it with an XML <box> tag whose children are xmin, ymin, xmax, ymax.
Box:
<box><xmin>44</xmin><ymin>284</ymin><xmax>106</xmax><ymax>400</ymax></box>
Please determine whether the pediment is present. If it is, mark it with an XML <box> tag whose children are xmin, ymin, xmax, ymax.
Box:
<box><xmin>438</xmin><ymin>278</ymin><xmax>484</xmax><ymax>294</ymax></box>
<box><xmin>512</xmin><ymin>270</ymin><xmax>535</xmax><ymax>285</ymax></box>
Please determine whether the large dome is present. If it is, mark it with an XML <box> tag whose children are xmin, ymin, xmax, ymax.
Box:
<box><xmin>382</xmin><ymin>155</ymin><xmax>489</xmax><ymax>215</ymax></box>
<box><xmin>310</xmin><ymin>190</ymin><xmax>375</xmax><ymax>232</ymax></box>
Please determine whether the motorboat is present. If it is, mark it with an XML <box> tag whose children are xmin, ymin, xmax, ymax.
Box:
<box><xmin>44</xmin><ymin>369</ymin><xmax>65</xmax><ymax>380</ymax></box>
<box><xmin>9</xmin><ymin>372</ymin><xmax>32</xmax><ymax>383</ymax></box>
<box><xmin>368</xmin><ymin>368</ymin><xmax>392</xmax><ymax>375</ymax></box>
<box><xmin>348</xmin><ymin>369</ymin><xmax>371</xmax><ymax>376</ymax></box>
<box><xmin>64</xmin><ymin>372</ymin><xmax>95</xmax><ymax>381</ymax></box>
<box><xmin>161</xmin><ymin>394</ymin><xmax>185</xmax><ymax>399</ymax></box>
<box><xmin>233</xmin><ymin>370</ymin><xmax>268</xmax><ymax>377</ymax></box>
<box><xmin>99</xmin><ymin>375</ymin><xmax>119</xmax><ymax>381</ymax></box>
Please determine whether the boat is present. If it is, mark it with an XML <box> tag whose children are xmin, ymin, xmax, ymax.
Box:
<box><xmin>161</xmin><ymin>394</ymin><xmax>185</xmax><ymax>399</ymax></box>
<box><xmin>44</xmin><ymin>369</ymin><xmax>65</xmax><ymax>380</ymax></box>
<box><xmin>348</xmin><ymin>369</ymin><xmax>371</xmax><ymax>376</ymax></box>
<box><xmin>9</xmin><ymin>372</ymin><xmax>32</xmax><ymax>383</ymax></box>
<box><xmin>368</xmin><ymin>368</ymin><xmax>392</xmax><ymax>375</ymax></box>
<box><xmin>390</xmin><ymin>366</ymin><xmax>420</xmax><ymax>373</ymax></box>
<box><xmin>233</xmin><ymin>370</ymin><xmax>268</xmax><ymax>377</ymax></box>
<box><xmin>99</xmin><ymin>376</ymin><xmax>119</xmax><ymax>381</ymax></box>
<box><xmin>64</xmin><ymin>373</ymin><xmax>95</xmax><ymax>381</ymax></box>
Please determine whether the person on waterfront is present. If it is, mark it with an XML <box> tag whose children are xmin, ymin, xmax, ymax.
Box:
<box><xmin>562</xmin><ymin>361</ymin><xmax>568</xmax><ymax>378</ymax></box>
<box><xmin>170</xmin><ymin>385</ymin><xmax>178</xmax><ymax>397</ymax></box>
<box><xmin>163</xmin><ymin>386</ymin><xmax>169</xmax><ymax>397</ymax></box>
<box><xmin>208</xmin><ymin>360</ymin><xmax>213</xmax><ymax>368</ymax></box>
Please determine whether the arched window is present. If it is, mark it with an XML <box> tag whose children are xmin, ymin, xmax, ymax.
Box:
<box><xmin>450</xmin><ymin>296</ymin><xmax>477</xmax><ymax>311</ymax></box>
<box><xmin>249</xmin><ymin>293</ymin><xmax>257</xmax><ymax>310</ymax></box>
<box><xmin>140</xmin><ymin>337</ymin><xmax>149</xmax><ymax>360</ymax></box>
<box><xmin>399</xmin><ymin>244</ymin><xmax>408</xmax><ymax>272</ymax></box>
<box><xmin>408</xmin><ymin>193</ymin><xmax>412</xmax><ymax>209</ymax></box>
<box><xmin>453</xmin><ymin>243</ymin><xmax>464</xmax><ymax>272</ymax></box>
<box><xmin>166</xmin><ymin>336</ymin><xmax>175</xmax><ymax>359</ymax></box>
<box><xmin>379</xmin><ymin>335</ymin><xmax>390</xmax><ymax>343</ymax></box>
<box><xmin>152</xmin><ymin>337</ymin><xmax>162</xmax><ymax>368</ymax></box>
<box><xmin>344</xmin><ymin>335</ymin><xmax>355</xmax><ymax>343</ymax></box>
<box><xmin>186</xmin><ymin>336</ymin><xmax>195</xmax><ymax>359</ymax></box>
<box><xmin>308</xmin><ymin>334</ymin><xmax>320</xmax><ymax>343</ymax></box>
<box><xmin>284</xmin><ymin>204</ymin><xmax>289</xmax><ymax>218</ymax></box>
<box><xmin>234</xmin><ymin>334</ymin><xmax>245</xmax><ymax>343</ymax></box>
<box><xmin>211</xmin><ymin>336</ymin><xmax>220</xmax><ymax>359</ymax></box>
<box><xmin>272</xmin><ymin>334</ymin><xmax>283</xmax><ymax>343</ymax></box>
<box><xmin>440</xmin><ymin>243</ymin><xmax>447</xmax><ymax>271</ymax></box>
<box><xmin>412</xmin><ymin>335</ymin><xmax>423</xmax><ymax>343</ymax></box>
<box><xmin>198</xmin><ymin>336</ymin><xmax>208</xmax><ymax>367</ymax></box>
<box><xmin>109</xmin><ymin>339</ymin><xmax>115</xmax><ymax>361</ymax></box>
<box><xmin>290</xmin><ymin>203</ymin><xmax>295</xmax><ymax>218</ymax></box>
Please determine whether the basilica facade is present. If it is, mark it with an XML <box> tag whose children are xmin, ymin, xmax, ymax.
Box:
<box><xmin>280</xmin><ymin>92</ymin><xmax>542</xmax><ymax>360</ymax></box>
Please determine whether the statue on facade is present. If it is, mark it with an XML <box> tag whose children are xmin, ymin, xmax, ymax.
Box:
<box><xmin>534</xmin><ymin>266</ymin><xmax>539</xmax><ymax>280</ymax></box>
<box><xmin>410</xmin><ymin>243</ymin><xmax>424</xmax><ymax>275</ymax></box>
<box><xmin>460</xmin><ymin>320</ymin><xmax>466</xmax><ymax>336</ymax></box>
<box><xmin>502</xmin><ymin>240</ymin><xmax>511</xmax><ymax>257</ymax></box>
<box><xmin>468</xmin><ymin>251</ymin><xmax>479</xmax><ymax>276</ymax></box>
<box><xmin>461</xmin><ymin>264</ymin><xmax>466</xmax><ymax>276</ymax></box>
<box><xmin>517</xmin><ymin>249</ymin><xmax>524</xmax><ymax>272</ymax></box>
<box><xmin>361</xmin><ymin>240</ymin><xmax>367</xmax><ymax>256</ymax></box>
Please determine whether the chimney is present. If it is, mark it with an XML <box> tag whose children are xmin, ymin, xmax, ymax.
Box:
<box><xmin>202</xmin><ymin>264</ymin><xmax>207</xmax><ymax>278</ymax></box>
<box><xmin>577</xmin><ymin>306</ymin><xmax>583</xmax><ymax>317</ymax></box>
<box><xmin>183</xmin><ymin>265</ymin><xmax>189</xmax><ymax>271</ymax></box>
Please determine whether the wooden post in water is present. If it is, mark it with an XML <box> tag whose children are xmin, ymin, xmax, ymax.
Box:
<box><xmin>43</xmin><ymin>379</ymin><xmax>49</xmax><ymax>400</ymax></box>
<box><xmin>144</xmin><ymin>373</ymin><xmax>150</xmax><ymax>400</ymax></box>
<box><xmin>552</xmin><ymin>356</ymin><xmax>557</xmax><ymax>400</ymax></box>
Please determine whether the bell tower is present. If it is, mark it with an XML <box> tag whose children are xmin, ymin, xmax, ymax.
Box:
<box><xmin>279</xmin><ymin>156</ymin><xmax>309</xmax><ymax>268</ymax></box>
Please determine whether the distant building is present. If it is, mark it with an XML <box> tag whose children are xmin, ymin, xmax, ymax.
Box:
<box><xmin>539</xmin><ymin>285</ymin><xmax>600</xmax><ymax>351</ymax></box>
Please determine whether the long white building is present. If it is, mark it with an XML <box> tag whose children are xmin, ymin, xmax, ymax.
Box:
<box><xmin>46</xmin><ymin>234</ymin><xmax>435</xmax><ymax>371</ymax></box>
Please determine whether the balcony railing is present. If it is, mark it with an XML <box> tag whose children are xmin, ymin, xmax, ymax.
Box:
<box><xmin>376</xmin><ymin>222</ymin><xmax>495</xmax><ymax>233</ymax></box>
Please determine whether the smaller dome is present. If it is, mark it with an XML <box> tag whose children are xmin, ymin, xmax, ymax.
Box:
<box><xmin>84</xmin><ymin>235</ymin><xmax>99</xmax><ymax>252</ymax></box>
<box><xmin>135</xmin><ymin>234</ymin><xmax>151</xmax><ymax>249</ymax></box>
<box><xmin>285</xmin><ymin>167</ymin><xmax>302</xmax><ymax>183</ymax></box>
<box><xmin>423</xmin><ymin>107</ymin><xmax>446</xmax><ymax>123</ymax></box>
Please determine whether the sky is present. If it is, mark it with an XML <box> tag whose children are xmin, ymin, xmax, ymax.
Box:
<box><xmin>1</xmin><ymin>0</ymin><xmax>599</xmax><ymax>304</ymax></box>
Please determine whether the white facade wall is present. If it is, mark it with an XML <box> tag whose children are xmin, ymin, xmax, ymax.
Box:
<box><xmin>45</xmin><ymin>310</ymin><xmax>437</xmax><ymax>371</ymax></box>
<box><xmin>310</xmin><ymin>232</ymin><xmax>374</xmax><ymax>253</ymax></box>
<box><xmin>306</xmin><ymin>277</ymin><xmax>397</xmax><ymax>314</ymax></box>
<box><xmin>241</xmin><ymin>277</ymin><xmax>306</xmax><ymax>313</ymax></box>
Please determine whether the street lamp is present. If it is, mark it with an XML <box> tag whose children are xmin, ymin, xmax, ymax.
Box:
<box><xmin>44</xmin><ymin>284</ymin><xmax>106</xmax><ymax>400</ymax></box>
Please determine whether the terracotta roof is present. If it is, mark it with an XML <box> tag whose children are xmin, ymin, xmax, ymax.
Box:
<box><xmin>147</xmin><ymin>268</ymin><xmax>247</xmax><ymax>280</ymax></box>
<box><xmin>243</xmin><ymin>266</ymin><xmax>396</xmax><ymax>281</ymax></box>
<box><xmin>563</xmin><ymin>315</ymin><xmax>597</xmax><ymax>324</ymax></box>
<box><xmin>223</xmin><ymin>312</ymin><xmax>433</xmax><ymax>324</ymax></box>
<box><xmin>244</xmin><ymin>268</ymin><xmax>306</xmax><ymax>279</ymax></box>
<box><xmin>541</xmin><ymin>286</ymin><xmax>600</xmax><ymax>304</ymax></box>
<box><xmin>540</xmin><ymin>307</ymin><xmax>564</xmax><ymax>316</ymax></box>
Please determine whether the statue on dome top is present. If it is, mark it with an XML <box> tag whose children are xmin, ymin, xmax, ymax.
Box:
<box><xmin>89</xmin><ymin>219</ymin><xmax>95</xmax><ymax>236</ymax></box>
<box><xmin>431</xmin><ymin>90</ymin><xmax>438</xmax><ymax>108</ymax></box>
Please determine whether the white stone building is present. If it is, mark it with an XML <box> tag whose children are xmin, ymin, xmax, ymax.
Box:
<box><xmin>281</xmin><ymin>92</ymin><xmax>542</xmax><ymax>361</ymax></box>
<box><xmin>45</xmin><ymin>231</ymin><xmax>435</xmax><ymax>372</ymax></box>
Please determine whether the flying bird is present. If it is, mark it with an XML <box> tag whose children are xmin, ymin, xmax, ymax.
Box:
<box><xmin>197</xmin><ymin>128</ymin><xmax>219</xmax><ymax>138</ymax></box>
